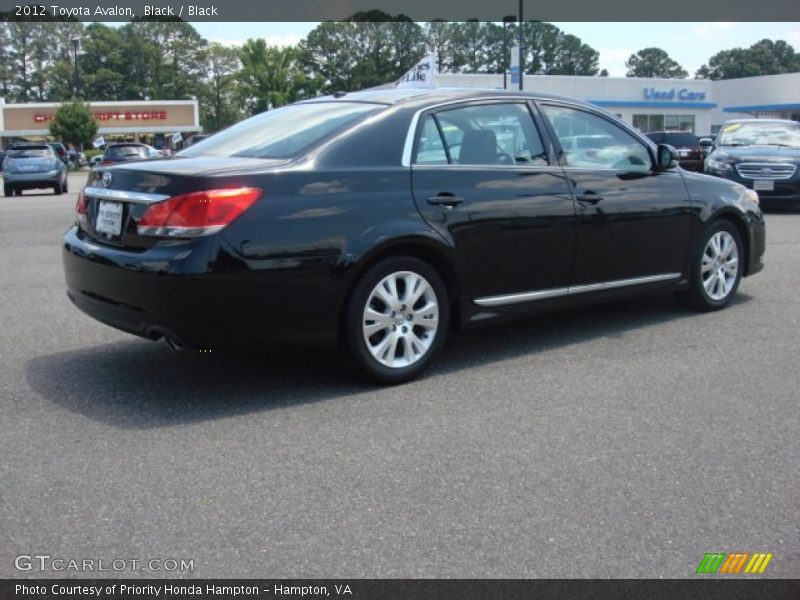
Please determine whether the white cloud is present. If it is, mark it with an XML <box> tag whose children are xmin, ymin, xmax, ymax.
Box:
<box><xmin>785</xmin><ymin>29</ymin><xmax>800</xmax><ymax>47</ymax></box>
<box><xmin>690</xmin><ymin>22</ymin><xmax>738</xmax><ymax>36</ymax></box>
<box><xmin>598</xmin><ymin>48</ymin><xmax>634</xmax><ymax>77</ymax></box>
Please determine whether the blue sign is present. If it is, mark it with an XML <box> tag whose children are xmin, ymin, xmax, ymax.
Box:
<box><xmin>643</xmin><ymin>87</ymin><xmax>706</xmax><ymax>101</ymax></box>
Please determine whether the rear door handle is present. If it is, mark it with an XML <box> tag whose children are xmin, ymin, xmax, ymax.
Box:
<box><xmin>427</xmin><ymin>193</ymin><xmax>465</xmax><ymax>208</ymax></box>
<box><xmin>576</xmin><ymin>191</ymin><xmax>603</xmax><ymax>205</ymax></box>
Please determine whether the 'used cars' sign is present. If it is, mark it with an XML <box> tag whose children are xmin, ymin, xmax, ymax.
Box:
<box><xmin>643</xmin><ymin>87</ymin><xmax>706</xmax><ymax>101</ymax></box>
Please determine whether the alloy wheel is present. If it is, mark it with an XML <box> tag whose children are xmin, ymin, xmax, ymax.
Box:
<box><xmin>701</xmin><ymin>231</ymin><xmax>739</xmax><ymax>301</ymax></box>
<box><xmin>362</xmin><ymin>271</ymin><xmax>439</xmax><ymax>369</ymax></box>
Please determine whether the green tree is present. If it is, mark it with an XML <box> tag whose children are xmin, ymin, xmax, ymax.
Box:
<box><xmin>49</xmin><ymin>99</ymin><xmax>98</xmax><ymax>148</ymax></box>
<box><xmin>237</xmin><ymin>40</ymin><xmax>309</xmax><ymax>114</ymax></box>
<box><xmin>198</xmin><ymin>43</ymin><xmax>242</xmax><ymax>132</ymax></box>
<box><xmin>626</xmin><ymin>47</ymin><xmax>687</xmax><ymax>78</ymax></box>
<box><xmin>0</xmin><ymin>23</ymin><xmax>13</xmax><ymax>98</ymax></box>
<box><xmin>696</xmin><ymin>39</ymin><xmax>800</xmax><ymax>80</ymax></box>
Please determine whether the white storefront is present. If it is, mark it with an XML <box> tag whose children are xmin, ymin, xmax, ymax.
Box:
<box><xmin>437</xmin><ymin>72</ymin><xmax>800</xmax><ymax>136</ymax></box>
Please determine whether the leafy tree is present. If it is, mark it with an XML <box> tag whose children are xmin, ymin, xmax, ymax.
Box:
<box><xmin>696</xmin><ymin>39</ymin><xmax>800</xmax><ymax>79</ymax></box>
<box><xmin>49</xmin><ymin>99</ymin><xmax>98</xmax><ymax>148</ymax></box>
<box><xmin>0</xmin><ymin>22</ymin><xmax>13</xmax><ymax>98</ymax></box>
<box><xmin>237</xmin><ymin>40</ymin><xmax>309</xmax><ymax>114</ymax></box>
<box><xmin>547</xmin><ymin>33</ymin><xmax>599</xmax><ymax>75</ymax></box>
<box><xmin>599</xmin><ymin>68</ymin><xmax>609</xmax><ymax>77</ymax></box>
<box><xmin>7</xmin><ymin>21</ymin><xmax>35</xmax><ymax>101</ymax></box>
<box><xmin>198</xmin><ymin>43</ymin><xmax>242</xmax><ymax>132</ymax></box>
<box><xmin>626</xmin><ymin>47</ymin><xmax>687</xmax><ymax>78</ymax></box>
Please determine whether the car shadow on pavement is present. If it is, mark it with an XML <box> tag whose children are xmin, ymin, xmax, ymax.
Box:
<box><xmin>25</xmin><ymin>293</ymin><xmax>751</xmax><ymax>430</ymax></box>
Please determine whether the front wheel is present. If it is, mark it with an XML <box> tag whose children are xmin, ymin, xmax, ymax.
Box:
<box><xmin>344</xmin><ymin>256</ymin><xmax>449</xmax><ymax>384</ymax></box>
<box><xmin>678</xmin><ymin>219</ymin><xmax>743</xmax><ymax>311</ymax></box>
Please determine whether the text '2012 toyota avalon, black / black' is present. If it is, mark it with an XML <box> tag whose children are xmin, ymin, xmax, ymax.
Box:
<box><xmin>63</xmin><ymin>89</ymin><xmax>765</xmax><ymax>383</ymax></box>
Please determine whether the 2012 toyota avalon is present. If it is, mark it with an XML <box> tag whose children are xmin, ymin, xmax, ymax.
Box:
<box><xmin>63</xmin><ymin>89</ymin><xmax>765</xmax><ymax>383</ymax></box>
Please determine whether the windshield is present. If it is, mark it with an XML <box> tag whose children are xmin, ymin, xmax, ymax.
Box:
<box><xmin>179</xmin><ymin>102</ymin><xmax>383</xmax><ymax>159</ymax></box>
<box><xmin>718</xmin><ymin>122</ymin><xmax>800</xmax><ymax>148</ymax></box>
<box><xmin>8</xmin><ymin>148</ymin><xmax>52</xmax><ymax>158</ymax></box>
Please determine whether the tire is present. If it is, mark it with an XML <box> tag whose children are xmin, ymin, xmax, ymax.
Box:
<box><xmin>344</xmin><ymin>256</ymin><xmax>450</xmax><ymax>384</ymax></box>
<box><xmin>3</xmin><ymin>184</ymin><xmax>11</xmax><ymax>197</ymax></box>
<box><xmin>63</xmin><ymin>178</ymin><xmax>68</xmax><ymax>194</ymax></box>
<box><xmin>677</xmin><ymin>219</ymin><xmax>743</xmax><ymax>311</ymax></box>
<box><xmin>54</xmin><ymin>182</ymin><xmax>63</xmax><ymax>195</ymax></box>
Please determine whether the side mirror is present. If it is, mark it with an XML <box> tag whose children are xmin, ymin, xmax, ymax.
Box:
<box><xmin>656</xmin><ymin>144</ymin><xmax>679</xmax><ymax>170</ymax></box>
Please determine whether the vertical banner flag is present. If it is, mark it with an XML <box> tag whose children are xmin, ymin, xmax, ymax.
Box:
<box><xmin>172</xmin><ymin>132</ymin><xmax>183</xmax><ymax>144</ymax></box>
<box><xmin>510</xmin><ymin>45</ymin><xmax>520</xmax><ymax>85</ymax></box>
<box><xmin>92</xmin><ymin>136</ymin><xmax>105</xmax><ymax>148</ymax></box>
<box><xmin>395</xmin><ymin>52</ymin><xmax>437</xmax><ymax>89</ymax></box>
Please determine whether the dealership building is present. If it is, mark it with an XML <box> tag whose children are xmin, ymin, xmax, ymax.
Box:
<box><xmin>438</xmin><ymin>71</ymin><xmax>800</xmax><ymax>136</ymax></box>
<box><xmin>0</xmin><ymin>99</ymin><xmax>201</xmax><ymax>148</ymax></box>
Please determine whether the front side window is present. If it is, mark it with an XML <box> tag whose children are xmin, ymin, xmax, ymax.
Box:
<box><xmin>542</xmin><ymin>105</ymin><xmax>652</xmax><ymax>171</ymax></box>
<box><xmin>415</xmin><ymin>103</ymin><xmax>548</xmax><ymax>167</ymax></box>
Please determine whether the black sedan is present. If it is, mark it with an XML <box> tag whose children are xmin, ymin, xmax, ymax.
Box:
<box><xmin>704</xmin><ymin>119</ymin><xmax>800</xmax><ymax>207</ymax></box>
<box><xmin>63</xmin><ymin>89</ymin><xmax>765</xmax><ymax>383</ymax></box>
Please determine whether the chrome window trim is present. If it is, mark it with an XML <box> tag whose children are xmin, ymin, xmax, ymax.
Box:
<box><xmin>474</xmin><ymin>273</ymin><xmax>681</xmax><ymax>307</ymax></box>
<box><xmin>84</xmin><ymin>187</ymin><xmax>169</xmax><ymax>205</ymax></box>
<box><xmin>411</xmin><ymin>163</ymin><xmax>559</xmax><ymax>172</ymax></box>
<box><xmin>401</xmin><ymin>96</ymin><xmax>541</xmax><ymax>168</ymax></box>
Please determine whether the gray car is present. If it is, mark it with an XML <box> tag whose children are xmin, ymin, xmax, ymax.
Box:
<box><xmin>2</xmin><ymin>144</ymin><xmax>69</xmax><ymax>196</ymax></box>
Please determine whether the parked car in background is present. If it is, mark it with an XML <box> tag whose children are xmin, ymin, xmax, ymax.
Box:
<box><xmin>63</xmin><ymin>89</ymin><xmax>765</xmax><ymax>383</ymax></box>
<box><xmin>46</xmin><ymin>142</ymin><xmax>70</xmax><ymax>166</ymax></box>
<box><xmin>644</xmin><ymin>131</ymin><xmax>703</xmax><ymax>171</ymax></box>
<box><xmin>68</xmin><ymin>149</ymin><xmax>89</xmax><ymax>167</ymax></box>
<box><xmin>704</xmin><ymin>119</ymin><xmax>800</xmax><ymax>207</ymax></box>
<box><xmin>101</xmin><ymin>143</ymin><xmax>151</xmax><ymax>166</ymax></box>
<box><xmin>3</xmin><ymin>143</ymin><xmax>68</xmax><ymax>196</ymax></box>
<box><xmin>0</xmin><ymin>149</ymin><xmax>5</xmax><ymax>172</ymax></box>
<box><xmin>89</xmin><ymin>155</ymin><xmax>103</xmax><ymax>169</ymax></box>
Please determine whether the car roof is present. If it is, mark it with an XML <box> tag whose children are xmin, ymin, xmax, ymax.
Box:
<box><xmin>299</xmin><ymin>87</ymin><xmax>583</xmax><ymax>108</ymax></box>
<box><xmin>723</xmin><ymin>119</ymin><xmax>798</xmax><ymax>125</ymax></box>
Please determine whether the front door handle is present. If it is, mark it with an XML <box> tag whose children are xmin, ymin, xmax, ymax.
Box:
<box><xmin>576</xmin><ymin>191</ymin><xmax>603</xmax><ymax>205</ymax></box>
<box><xmin>427</xmin><ymin>193</ymin><xmax>465</xmax><ymax>208</ymax></box>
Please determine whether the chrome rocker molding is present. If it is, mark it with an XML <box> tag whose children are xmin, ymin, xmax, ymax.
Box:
<box><xmin>474</xmin><ymin>273</ymin><xmax>682</xmax><ymax>308</ymax></box>
<box><xmin>83</xmin><ymin>187</ymin><xmax>170</xmax><ymax>205</ymax></box>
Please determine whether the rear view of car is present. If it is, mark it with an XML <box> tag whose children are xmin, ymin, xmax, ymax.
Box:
<box><xmin>101</xmin><ymin>143</ymin><xmax>151</xmax><ymax>166</ymax></box>
<box><xmin>2</xmin><ymin>144</ymin><xmax>68</xmax><ymax>196</ymax></box>
<box><xmin>645</xmin><ymin>131</ymin><xmax>703</xmax><ymax>171</ymax></box>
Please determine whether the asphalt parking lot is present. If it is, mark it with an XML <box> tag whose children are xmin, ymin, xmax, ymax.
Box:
<box><xmin>1</xmin><ymin>171</ymin><xmax>798</xmax><ymax>578</ymax></box>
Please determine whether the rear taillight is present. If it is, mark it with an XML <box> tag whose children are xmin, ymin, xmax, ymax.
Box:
<box><xmin>137</xmin><ymin>187</ymin><xmax>262</xmax><ymax>237</ymax></box>
<box><xmin>75</xmin><ymin>190</ymin><xmax>88</xmax><ymax>226</ymax></box>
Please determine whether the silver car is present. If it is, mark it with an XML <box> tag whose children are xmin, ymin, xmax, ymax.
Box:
<box><xmin>2</xmin><ymin>144</ymin><xmax>69</xmax><ymax>196</ymax></box>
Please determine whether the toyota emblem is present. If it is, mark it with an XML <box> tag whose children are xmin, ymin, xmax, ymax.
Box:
<box><xmin>101</xmin><ymin>171</ymin><xmax>112</xmax><ymax>188</ymax></box>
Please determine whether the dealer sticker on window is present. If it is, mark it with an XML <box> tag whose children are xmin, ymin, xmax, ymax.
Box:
<box><xmin>96</xmin><ymin>201</ymin><xmax>123</xmax><ymax>236</ymax></box>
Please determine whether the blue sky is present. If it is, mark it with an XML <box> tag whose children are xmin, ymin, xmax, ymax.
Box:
<box><xmin>191</xmin><ymin>22</ymin><xmax>800</xmax><ymax>77</ymax></box>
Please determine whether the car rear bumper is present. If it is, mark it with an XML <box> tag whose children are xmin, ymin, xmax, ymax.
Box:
<box><xmin>62</xmin><ymin>226</ymin><xmax>341</xmax><ymax>348</ymax></box>
<box><xmin>4</xmin><ymin>170</ymin><xmax>63</xmax><ymax>186</ymax></box>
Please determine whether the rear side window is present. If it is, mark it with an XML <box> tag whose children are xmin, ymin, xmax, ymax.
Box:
<box><xmin>180</xmin><ymin>102</ymin><xmax>383</xmax><ymax>160</ymax></box>
<box><xmin>415</xmin><ymin>103</ymin><xmax>548</xmax><ymax>167</ymax></box>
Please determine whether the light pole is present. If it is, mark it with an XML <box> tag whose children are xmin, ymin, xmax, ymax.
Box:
<box><xmin>518</xmin><ymin>0</ymin><xmax>524</xmax><ymax>91</ymax></box>
<box><xmin>502</xmin><ymin>15</ymin><xmax>515</xmax><ymax>90</ymax></box>
<box><xmin>71</xmin><ymin>37</ymin><xmax>80</xmax><ymax>97</ymax></box>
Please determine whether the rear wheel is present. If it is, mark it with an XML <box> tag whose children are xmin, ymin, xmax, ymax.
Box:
<box><xmin>3</xmin><ymin>184</ymin><xmax>11</xmax><ymax>197</ymax></box>
<box><xmin>678</xmin><ymin>219</ymin><xmax>743</xmax><ymax>311</ymax></box>
<box><xmin>344</xmin><ymin>256</ymin><xmax>449</xmax><ymax>384</ymax></box>
<box><xmin>54</xmin><ymin>182</ymin><xmax>63</xmax><ymax>195</ymax></box>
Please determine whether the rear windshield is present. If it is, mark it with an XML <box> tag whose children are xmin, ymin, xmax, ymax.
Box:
<box><xmin>106</xmin><ymin>145</ymin><xmax>148</xmax><ymax>158</ymax></box>
<box><xmin>8</xmin><ymin>147</ymin><xmax>52</xmax><ymax>158</ymax></box>
<box><xmin>664</xmin><ymin>133</ymin><xmax>698</xmax><ymax>147</ymax></box>
<box><xmin>180</xmin><ymin>102</ymin><xmax>384</xmax><ymax>160</ymax></box>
